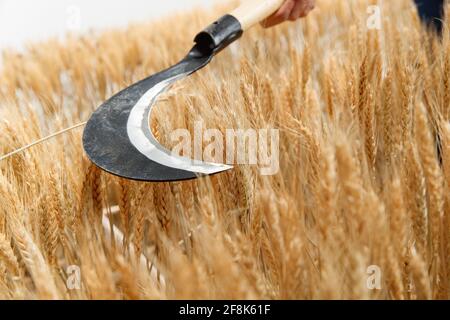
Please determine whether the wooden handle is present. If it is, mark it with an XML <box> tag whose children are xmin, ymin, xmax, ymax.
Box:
<box><xmin>231</xmin><ymin>0</ymin><xmax>285</xmax><ymax>30</ymax></box>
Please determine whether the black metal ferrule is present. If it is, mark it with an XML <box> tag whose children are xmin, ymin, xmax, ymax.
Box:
<box><xmin>194</xmin><ymin>14</ymin><xmax>243</xmax><ymax>56</ymax></box>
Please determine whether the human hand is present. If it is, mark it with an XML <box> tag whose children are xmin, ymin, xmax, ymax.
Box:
<box><xmin>262</xmin><ymin>0</ymin><xmax>315</xmax><ymax>28</ymax></box>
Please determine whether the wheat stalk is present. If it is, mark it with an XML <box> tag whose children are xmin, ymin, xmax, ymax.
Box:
<box><xmin>0</xmin><ymin>0</ymin><xmax>447</xmax><ymax>300</ymax></box>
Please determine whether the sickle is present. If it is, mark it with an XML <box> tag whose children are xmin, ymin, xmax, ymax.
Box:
<box><xmin>83</xmin><ymin>0</ymin><xmax>285</xmax><ymax>182</ymax></box>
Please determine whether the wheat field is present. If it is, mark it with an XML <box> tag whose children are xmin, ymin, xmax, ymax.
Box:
<box><xmin>0</xmin><ymin>0</ymin><xmax>449</xmax><ymax>300</ymax></box>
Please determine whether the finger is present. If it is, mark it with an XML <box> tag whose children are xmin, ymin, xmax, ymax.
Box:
<box><xmin>303</xmin><ymin>1</ymin><xmax>316</xmax><ymax>16</ymax></box>
<box><xmin>262</xmin><ymin>1</ymin><xmax>294</xmax><ymax>28</ymax></box>
<box><xmin>303</xmin><ymin>1</ymin><xmax>316</xmax><ymax>17</ymax></box>
<box><xmin>289</xmin><ymin>1</ymin><xmax>315</xmax><ymax>21</ymax></box>
<box><xmin>261</xmin><ymin>0</ymin><xmax>296</xmax><ymax>28</ymax></box>
<box><xmin>289</xmin><ymin>1</ymin><xmax>306</xmax><ymax>21</ymax></box>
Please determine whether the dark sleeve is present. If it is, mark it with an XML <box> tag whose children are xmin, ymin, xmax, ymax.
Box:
<box><xmin>414</xmin><ymin>0</ymin><xmax>445</xmax><ymax>34</ymax></box>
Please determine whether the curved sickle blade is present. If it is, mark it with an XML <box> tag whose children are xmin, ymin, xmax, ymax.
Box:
<box><xmin>82</xmin><ymin>51</ymin><xmax>232</xmax><ymax>182</ymax></box>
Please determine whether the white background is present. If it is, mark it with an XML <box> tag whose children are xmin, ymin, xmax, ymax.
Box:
<box><xmin>0</xmin><ymin>0</ymin><xmax>213</xmax><ymax>49</ymax></box>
